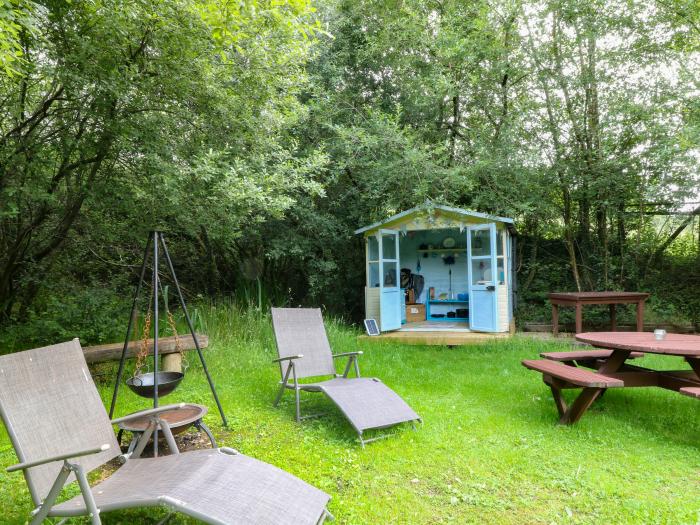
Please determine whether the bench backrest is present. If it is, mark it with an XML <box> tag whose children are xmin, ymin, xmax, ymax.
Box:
<box><xmin>0</xmin><ymin>339</ymin><xmax>119</xmax><ymax>505</ymax></box>
<box><xmin>271</xmin><ymin>308</ymin><xmax>336</xmax><ymax>379</ymax></box>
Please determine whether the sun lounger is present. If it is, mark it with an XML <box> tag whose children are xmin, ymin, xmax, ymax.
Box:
<box><xmin>271</xmin><ymin>308</ymin><xmax>420</xmax><ymax>447</ymax></box>
<box><xmin>0</xmin><ymin>339</ymin><xmax>331</xmax><ymax>524</ymax></box>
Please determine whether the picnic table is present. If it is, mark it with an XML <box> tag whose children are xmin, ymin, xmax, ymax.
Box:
<box><xmin>523</xmin><ymin>331</ymin><xmax>700</xmax><ymax>424</ymax></box>
<box><xmin>548</xmin><ymin>291</ymin><xmax>649</xmax><ymax>335</ymax></box>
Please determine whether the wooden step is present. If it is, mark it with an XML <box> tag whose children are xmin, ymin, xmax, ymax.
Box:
<box><xmin>680</xmin><ymin>387</ymin><xmax>700</xmax><ymax>399</ymax></box>
<box><xmin>522</xmin><ymin>359</ymin><xmax>624</xmax><ymax>388</ymax></box>
<box><xmin>540</xmin><ymin>349</ymin><xmax>644</xmax><ymax>361</ymax></box>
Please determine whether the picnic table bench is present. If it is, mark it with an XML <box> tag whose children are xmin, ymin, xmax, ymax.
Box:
<box><xmin>523</xmin><ymin>332</ymin><xmax>700</xmax><ymax>424</ymax></box>
<box><xmin>549</xmin><ymin>292</ymin><xmax>649</xmax><ymax>335</ymax></box>
<box><xmin>679</xmin><ymin>387</ymin><xmax>700</xmax><ymax>399</ymax></box>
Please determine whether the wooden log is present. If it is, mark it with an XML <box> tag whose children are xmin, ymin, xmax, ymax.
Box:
<box><xmin>82</xmin><ymin>334</ymin><xmax>208</xmax><ymax>364</ymax></box>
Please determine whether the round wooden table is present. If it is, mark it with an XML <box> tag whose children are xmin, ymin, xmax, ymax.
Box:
<box><xmin>527</xmin><ymin>331</ymin><xmax>700</xmax><ymax>424</ymax></box>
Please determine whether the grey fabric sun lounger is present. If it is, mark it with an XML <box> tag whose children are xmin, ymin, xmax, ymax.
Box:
<box><xmin>0</xmin><ymin>339</ymin><xmax>330</xmax><ymax>524</ymax></box>
<box><xmin>271</xmin><ymin>308</ymin><xmax>420</xmax><ymax>447</ymax></box>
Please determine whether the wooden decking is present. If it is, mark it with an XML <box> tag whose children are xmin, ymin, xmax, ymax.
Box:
<box><xmin>360</xmin><ymin>330</ymin><xmax>510</xmax><ymax>346</ymax></box>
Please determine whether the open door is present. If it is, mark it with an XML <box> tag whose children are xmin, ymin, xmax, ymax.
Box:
<box><xmin>378</xmin><ymin>229</ymin><xmax>401</xmax><ymax>331</ymax></box>
<box><xmin>467</xmin><ymin>223</ymin><xmax>499</xmax><ymax>332</ymax></box>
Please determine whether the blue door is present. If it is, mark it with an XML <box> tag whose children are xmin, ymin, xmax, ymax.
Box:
<box><xmin>467</xmin><ymin>224</ymin><xmax>499</xmax><ymax>332</ymax></box>
<box><xmin>378</xmin><ymin>229</ymin><xmax>401</xmax><ymax>331</ymax></box>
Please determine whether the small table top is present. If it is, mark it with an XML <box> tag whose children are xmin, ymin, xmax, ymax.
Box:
<box><xmin>576</xmin><ymin>332</ymin><xmax>700</xmax><ymax>357</ymax></box>
<box><xmin>549</xmin><ymin>291</ymin><xmax>649</xmax><ymax>301</ymax></box>
<box><xmin>117</xmin><ymin>403</ymin><xmax>208</xmax><ymax>432</ymax></box>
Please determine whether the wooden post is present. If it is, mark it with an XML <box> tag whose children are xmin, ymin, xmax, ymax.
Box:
<box><xmin>575</xmin><ymin>304</ymin><xmax>583</xmax><ymax>334</ymax></box>
<box><xmin>636</xmin><ymin>300</ymin><xmax>645</xmax><ymax>331</ymax></box>
<box><xmin>162</xmin><ymin>353</ymin><xmax>182</xmax><ymax>373</ymax></box>
<box><xmin>610</xmin><ymin>304</ymin><xmax>617</xmax><ymax>331</ymax></box>
<box><xmin>552</xmin><ymin>304</ymin><xmax>559</xmax><ymax>336</ymax></box>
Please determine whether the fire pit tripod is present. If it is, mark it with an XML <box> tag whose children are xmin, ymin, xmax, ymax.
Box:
<box><xmin>109</xmin><ymin>231</ymin><xmax>227</xmax><ymax>455</ymax></box>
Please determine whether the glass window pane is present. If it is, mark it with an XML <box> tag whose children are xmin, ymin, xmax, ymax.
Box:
<box><xmin>497</xmin><ymin>229</ymin><xmax>504</xmax><ymax>256</ymax></box>
<box><xmin>470</xmin><ymin>228</ymin><xmax>491</xmax><ymax>256</ymax></box>
<box><xmin>472</xmin><ymin>259</ymin><xmax>493</xmax><ymax>285</ymax></box>
<box><xmin>369</xmin><ymin>262</ymin><xmax>380</xmax><ymax>287</ymax></box>
<box><xmin>368</xmin><ymin>236</ymin><xmax>379</xmax><ymax>261</ymax></box>
<box><xmin>382</xmin><ymin>261</ymin><xmax>398</xmax><ymax>287</ymax></box>
<box><xmin>381</xmin><ymin>233</ymin><xmax>396</xmax><ymax>259</ymax></box>
<box><xmin>497</xmin><ymin>257</ymin><xmax>505</xmax><ymax>285</ymax></box>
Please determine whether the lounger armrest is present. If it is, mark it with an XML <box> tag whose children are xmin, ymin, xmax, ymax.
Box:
<box><xmin>7</xmin><ymin>444</ymin><xmax>111</xmax><ymax>472</ymax></box>
<box><xmin>111</xmin><ymin>403</ymin><xmax>186</xmax><ymax>425</ymax></box>
<box><xmin>272</xmin><ymin>354</ymin><xmax>303</xmax><ymax>363</ymax></box>
<box><xmin>332</xmin><ymin>351</ymin><xmax>363</xmax><ymax>359</ymax></box>
<box><xmin>335</xmin><ymin>351</ymin><xmax>363</xmax><ymax>378</ymax></box>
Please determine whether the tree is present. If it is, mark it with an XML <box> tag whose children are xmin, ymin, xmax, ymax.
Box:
<box><xmin>0</xmin><ymin>0</ymin><xmax>323</xmax><ymax>320</ymax></box>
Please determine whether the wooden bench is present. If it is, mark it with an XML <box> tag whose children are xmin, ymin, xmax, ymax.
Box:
<box><xmin>523</xmin><ymin>359</ymin><xmax>624</xmax><ymax>388</ymax></box>
<box><xmin>523</xmin><ymin>359</ymin><xmax>624</xmax><ymax>424</ymax></box>
<box><xmin>540</xmin><ymin>349</ymin><xmax>644</xmax><ymax>363</ymax></box>
<box><xmin>680</xmin><ymin>387</ymin><xmax>700</xmax><ymax>399</ymax></box>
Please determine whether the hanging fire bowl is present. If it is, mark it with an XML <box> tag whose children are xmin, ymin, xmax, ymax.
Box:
<box><xmin>126</xmin><ymin>371</ymin><xmax>184</xmax><ymax>398</ymax></box>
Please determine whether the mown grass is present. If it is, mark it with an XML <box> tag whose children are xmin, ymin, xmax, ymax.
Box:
<box><xmin>1</xmin><ymin>304</ymin><xmax>699</xmax><ymax>524</ymax></box>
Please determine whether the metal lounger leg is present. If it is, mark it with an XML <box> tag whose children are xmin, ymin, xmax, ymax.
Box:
<box><xmin>273</xmin><ymin>382</ymin><xmax>287</xmax><ymax>407</ymax></box>
<box><xmin>295</xmin><ymin>387</ymin><xmax>302</xmax><ymax>422</ymax></box>
<box><xmin>156</xmin><ymin>512</ymin><xmax>175</xmax><ymax>525</ymax></box>
<box><xmin>317</xmin><ymin>509</ymin><xmax>335</xmax><ymax>524</ymax></box>
<box><xmin>359</xmin><ymin>433</ymin><xmax>393</xmax><ymax>446</ymax></box>
<box><xmin>158</xmin><ymin>418</ymin><xmax>179</xmax><ymax>455</ymax></box>
<box><xmin>126</xmin><ymin>432</ymin><xmax>139</xmax><ymax>455</ymax></box>
<box><xmin>274</xmin><ymin>362</ymin><xmax>294</xmax><ymax>407</ymax></box>
<box><xmin>30</xmin><ymin>464</ymin><xmax>72</xmax><ymax>525</ymax></box>
<box><xmin>132</xmin><ymin>420</ymin><xmax>156</xmax><ymax>458</ymax></box>
<box><xmin>291</xmin><ymin>363</ymin><xmax>303</xmax><ymax>422</ymax></box>
<box><xmin>72</xmin><ymin>463</ymin><xmax>101</xmax><ymax>525</ymax></box>
<box><xmin>342</xmin><ymin>358</ymin><xmax>353</xmax><ymax>378</ymax></box>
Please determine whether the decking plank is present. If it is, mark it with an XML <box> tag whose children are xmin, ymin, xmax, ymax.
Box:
<box><xmin>360</xmin><ymin>331</ymin><xmax>509</xmax><ymax>346</ymax></box>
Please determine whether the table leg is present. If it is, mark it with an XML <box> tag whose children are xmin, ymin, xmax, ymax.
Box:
<box><xmin>636</xmin><ymin>301</ymin><xmax>645</xmax><ymax>331</ymax></box>
<box><xmin>686</xmin><ymin>357</ymin><xmax>700</xmax><ymax>379</ymax></box>
<box><xmin>549</xmin><ymin>385</ymin><xmax>567</xmax><ymax>417</ymax></box>
<box><xmin>557</xmin><ymin>350</ymin><xmax>630</xmax><ymax>425</ymax></box>
<box><xmin>610</xmin><ymin>304</ymin><xmax>617</xmax><ymax>331</ymax></box>
<box><xmin>598</xmin><ymin>350</ymin><xmax>631</xmax><ymax>374</ymax></box>
<box><xmin>561</xmin><ymin>387</ymin><xmax>603</xmax><ymax>425</ymax></box>
<box><xmin>575</xmin><ymin>303</ymin><xmax>583</xmax><ymax>334</ymax></box>
<box><xmin>552</xmin><ymin>304</ymin><xmax>559</xmax><ymax>336</ymax></box>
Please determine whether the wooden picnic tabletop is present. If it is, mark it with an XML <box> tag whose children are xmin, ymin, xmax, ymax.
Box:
<box><xmin>549</xmin><ymin>291</ymin><xmax>649</xmax><ymax>301</ymax></box>
<box><xmin>576</xmin><ymin>331</ymin><xmax>700</xmax><ymax>357</ymax></box>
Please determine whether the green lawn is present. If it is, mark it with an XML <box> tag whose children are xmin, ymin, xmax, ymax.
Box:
<box><xmin>1</xmin><ymin>308</ymin><xmax>699</xmax><ymax>524</ymax></box>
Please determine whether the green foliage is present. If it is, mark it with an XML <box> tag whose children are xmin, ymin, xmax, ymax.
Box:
<box><xmin>0</xmin><ymin>0</ymin><xmax>35</xmax><ymax>75</ymax></box>
<box><xmin>0</xmin><ymin>0</ymin><xmax>325</xmax><ymax>321</ymax></box>
<box><xmin>0</xmin><ymin>0</ymin><xmax>698</xmax><ymax>332</ymax></box>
